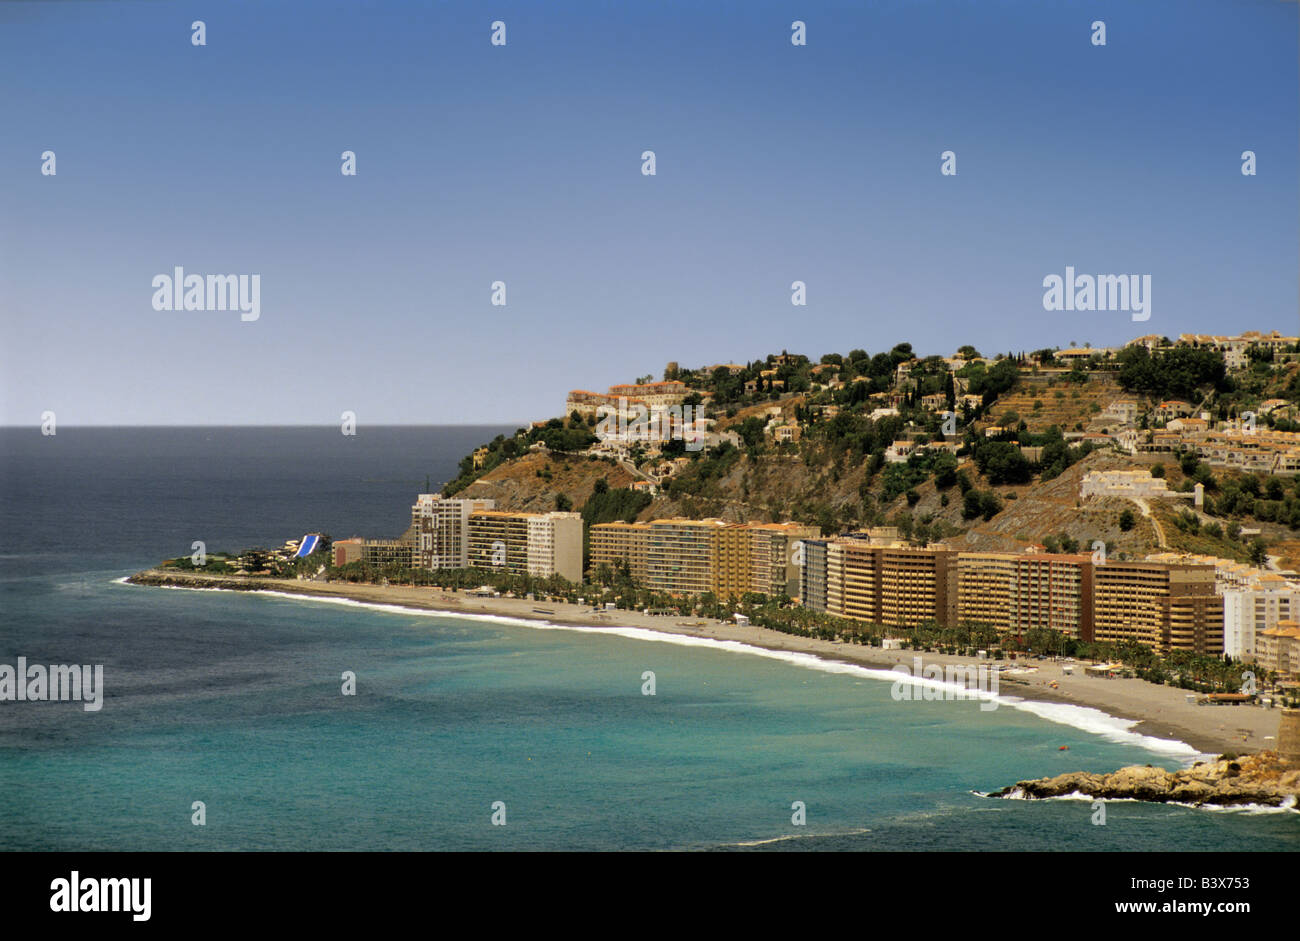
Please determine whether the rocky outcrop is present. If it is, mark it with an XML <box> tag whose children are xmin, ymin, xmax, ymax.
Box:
<box><xmin>127</xmin><ymin>569</ymin><xmax>269</xmax><ymax>591</ymax></box>
<box><xmin>990</xmin><ymin>752</ymin><xmax>1300</xmax><ymax>808</ymax></box>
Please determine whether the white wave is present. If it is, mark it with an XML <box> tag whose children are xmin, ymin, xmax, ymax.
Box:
<box><xmin>127</xmin><ymin>580</ymin><xmax>1210</xmax><ymax>761</ymax></box>
<box><xmin>723</xmin><ymin>827</ymin><xmax>871</xmax><ymax>847</ymax></box>
<box><xmin>1003</xmin><ymin>789</ymin><xmax>1298</xmax><ymax>815</ymax></box>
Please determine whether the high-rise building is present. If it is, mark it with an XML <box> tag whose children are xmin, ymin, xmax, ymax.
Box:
<box><xmin>1093</xmin><ymin>561</ymin><xmax>1223</xmax><ymax>655</ymax></box>
<box><xmin>748</xmin><ymin>523</ymin><xmax>821</xmax><ymax>598</ymax></box>
<box><xmin>589</xmin><ymin>521</ymin><xmax>652</xmax><ymax>581</ymax></box>
<box><xmin>957</xmin><ymin>552</ymin><xmax>1094</xmax><ymax>640</ymax></box>
<box><xmin>1222</xmin><ymin>578</ymin><xmax>1300</xmax><ymax>660</ymax></box>
<box><xmin>526</xmin><ymin>512</ymin><xmax>584</xmax><ymax>582</ymax></box>
<box><xmin>799</xmin><ymin>539</ymin><xmax>829</xmax><ymax>611</ymax></box>
<box><xmin>464</xmin><ymin>509</ymin><xmax>583</xmax><ymax>581</ymax></box>
<box><xmin>410</xmin><ymin>494</ymin><xmax>496</xmax><ymax>570</ymax></box>
<box><xmin>467</xmin><ymin>510</ymin><xmax>531</xmax><ymax>575</ymax></box>
<box><xmin>712</xmin><ymin>523</ymin><xmax>752</xmax><ymax>599</ymax></box>
<box><xmin>824</xmin><ymin>542</ymin><xmax>958</xmax><ymax>628</ymax></box>
<box><xmin>646</xmin><ymin>518</ymin><xmax>728</xmax><ymax>595</ymax></box>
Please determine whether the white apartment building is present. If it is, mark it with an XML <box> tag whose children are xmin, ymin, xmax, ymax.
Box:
<box><xmin>1080</xmin><ymin>470</ymin><xmax>1170</xmax><ymax>499</ymax></box>
<box><xmin>526</xmin><ymin>512</ymin><xmax>584</xmax><ymax>583</ymax></box>
<box><xmin>411</xmin><ymin>494</ymin><xmax>496</xmax><ymax>569</ymax></box>
<box><xmin>1222</xmin><ymin>577</ymin><xmax>1300</xmax><ymax>660</ymax></box>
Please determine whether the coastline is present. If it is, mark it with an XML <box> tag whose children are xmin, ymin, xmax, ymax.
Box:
<box><xmin>124</xmin><ymin>569</ymin><xmax>1280</xmax><ymax>757</ymax></box>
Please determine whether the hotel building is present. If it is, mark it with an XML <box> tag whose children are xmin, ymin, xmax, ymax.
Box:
<box><xmin>411</xmin><ymin>494</ymin><xmax>497</xmax><ymax>570</ymax></box>
<box><xmin>956</xmin><ymin>552</ymin><xmax>1095</xmax><ymax>641</ymax></box>
<box><xmin>1092</xmin><ymin>561</ymin><xmax>1223</xmax><ymax>655</ymax></box>
<box><xmin>589</xmin><ymin>521</ymin><xmax>652</xmax><ymax>581</ymax></box>
<box><xmin>646</xmin><ymin>518</ymin><xmax>729</xmax><ymax>596</ymax></box>
<box><xmin>822</xmin><ymin>542</ymin><xmax>959</xmax><ymax>628</ymax></box>
<box><xmin>1222</xmin><ymin>577</ymin><xmax>1300</xmax><ymax>660</ymax></box>
<box><xmin>467</xmin><ymin>510</ymin><xmax>583</xmax><ymax>581</ymax></box>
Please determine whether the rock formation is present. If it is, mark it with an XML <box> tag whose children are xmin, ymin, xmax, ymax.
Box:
<box><xmin>990</xmin><ymin>751</ymin><xmax>1300</xmax><ymax>808</ymax></box>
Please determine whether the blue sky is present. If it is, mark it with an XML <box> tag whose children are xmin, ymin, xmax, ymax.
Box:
<box><xmin>1</xmin><ymin>0</ymin><xmax>1295</xmax><ymax>425</ymax></box>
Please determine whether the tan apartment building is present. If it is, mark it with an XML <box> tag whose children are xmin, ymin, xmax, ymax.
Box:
<box><xmin>826</xmin><ymin>537</ymin><xmax>879</xmax><ymax>623</ymax></box>
<box><xmin>467</xmin><ymin>510</ymin><xmax>583</xmax><ymax>581</ymax></box>
<box><xmin>748</xmin><ymin>523</ymin><xmax>820</xmax><ymax>599</ymax></box>
<box><xmin>1256</xmin><ymin>621</ymin><xmax>1300</xmax><ymax>683</ymax></box>
<box><xmin>646</xmin><ymin>518</ymin><xmax>728</xmax><ymax>596</ymax></box>
<box><xmin>589</xmin><ymin>521</ymin><xmax>652</xmax><ymax>581</ymax></box>
<box><xmin>825</xmin><ymin>542</ymin><xmax>958</xmax><ymax>628</ymax></box>
<box><xmin>957</xmin><ymin>552</ymin><xmax>1095</xmax><ymax>640</ymax></box>
<box><xmin>1093</xmin><ymin>561</ymin><xmax>1223</xmax><ymax>655</ymax></box>
<box><xmin>712</xmin><ymin>524</ymin><xmax>752</xmax><ymax>599</ymax></box>
<box><xmin>527</xmin><ymin>512</ymin><xmax>584</xmax><ymax>582</ymax></box>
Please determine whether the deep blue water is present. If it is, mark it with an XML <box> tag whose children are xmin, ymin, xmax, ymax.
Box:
<box><xmin>1</xmin><ymin>427</ymin><xmax>1297</xmax><ymax>851</ymax></box>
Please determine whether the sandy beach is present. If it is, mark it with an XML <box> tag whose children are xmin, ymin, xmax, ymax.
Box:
<box><xmin>127</xmin><ymin>569</ymin><xmax>1285</xmax><ymax>757</ymax></box>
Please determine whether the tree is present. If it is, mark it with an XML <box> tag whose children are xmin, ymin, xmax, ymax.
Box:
<box><xmin>979</xmin><ymin>491</ymin><xmax>1003</xmax><ymax>521</ymax></box>
<box><xmin>1249</xmin><ymin>539</ymin><xmax>1268</xmax><ymax>566</ymax></box>
<box><xmin>932</xmin><ymin>452</ymin><xmax>959</xmax><ymax>490</ymax></box>
<box><xmin>976</xmin><ymin>441</ymin><xmax>1032</xmax><ymax>485</ymax></box>
<box><xmin>1118</xmin><ymin>509</ymin><xmax>1135</xmax><ymax>532</ymax></box>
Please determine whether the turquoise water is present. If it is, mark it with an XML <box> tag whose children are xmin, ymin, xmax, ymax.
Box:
<box><xmin>3</xmin><ymin>575</ymin><xmax>1297</xmax><ymax>851</ymax></box>
<box><xmin>2</xmin><ymin>428</ymin><xmax>1297</xmax><ymax>851</ymax></box>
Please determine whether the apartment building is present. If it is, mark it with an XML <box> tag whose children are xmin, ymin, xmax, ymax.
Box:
<box><xmin>360</xmin><ymin>538</ymin><xmax>416</xmax><ymax>567</ymax></box>
<box><xmin>826</xmin><ymin>537</ymin><xmax>876</xmax><ymax>623</ymax></box>
<box><xmin>956</xmin><ymin>552</ymin><xmax>1095</xmax><ymax>640</ymax></box>
<box><xmin>1222</xmin><ymin>577</ymin><xmax>1300</xmax><ymax>660</ymax></box>
<box><xmin>411</xmin><ymin>494</ymin><xmax>497</xmax><ymax>570</ymax></box>
<box><xmin>712</xmin><ymin>523</ymin><xmax>752</xmax><ymax>599</ymax></box>
<box><xmin>1256</xmin><ymin>621</ymin><xmax>1300</xmax><ymax>683</ymax></box>
<box><xmin>526</xmin><ymin>512</ymin><xmax>584</xmax><ymax>582</ymax></box>
<box><xmin>1093</xmin><ymin>561</ymin><xmax>1223</xmax><ymax>655</ymax></box>
<box><xmin>646</xmin><ymin>518</ymin><xmax>728</xmax><ymax>595</ymax></box>
<box><xmin>590</xmin><ymin>518</ymin><xmax>820</xmax><ymax>599</ymax></box>
<box><xmin>466</xmin><ymin>510</ymin><xmax>583</xmax><ymax>581</ymax></box>
<box><xmin>589</xmin><ymin>521</ymin><xmax>652</xmax><ymax>581</ymax></box>
<box><xmin>467</xmin><ymin>510</ymin><xmax>531</xmax><ymax>575</ymax></box>
<box><xmin>799</xmin><ymin>539</ymin><xmax>829</xmax><ymax>611</ymax></box>
<box><xmin>748</xmin><ymin>523</ymin><xmax>820</xmax><ymax>599</ymax></box>
<box><xmin>823</xmin><ymin>542</ymin><xmax>958</xmax><ymax>628</ymax></box>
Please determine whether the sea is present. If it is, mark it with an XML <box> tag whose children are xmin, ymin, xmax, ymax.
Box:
<box><xmin>1</xmin><ymin>426</ymin><xmax>1296</xmax><ymax>851</ymax></box>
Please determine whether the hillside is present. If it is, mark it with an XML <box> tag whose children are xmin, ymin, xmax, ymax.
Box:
<box><xmin>943</xmin><ymin>450</ymin><xmax>1159</xmax><ymax>556</ymax></box>
<box><xmin>437</xmin><ymin>333</ymin><xmax>1300</xmax><ymax>567</ymax></box>
<box><xmin>459</xmin><ymin>451</ymin><xmax>637</xmax><ymax>513</ymax></box>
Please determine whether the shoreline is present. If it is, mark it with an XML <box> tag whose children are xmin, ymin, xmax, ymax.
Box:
<box><xmin>124</xmin><ymin>569</ymin><xmax>1282</xmax><ymax>757</ymax></box>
